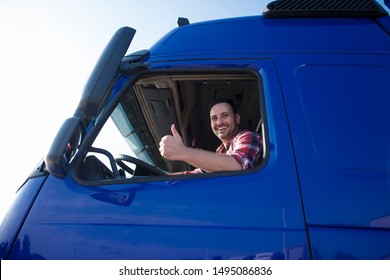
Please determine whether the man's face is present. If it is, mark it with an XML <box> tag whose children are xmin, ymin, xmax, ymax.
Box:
<box><xmin>210</xmin><ymin>102</ymin><xmax>240</xmax><ymax>145</ymax></box>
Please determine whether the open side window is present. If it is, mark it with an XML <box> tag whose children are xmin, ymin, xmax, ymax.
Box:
<box><xmin>76</xmin><ymin>71</ymin><xmax>266</xmax><ymax>182</ymax></box>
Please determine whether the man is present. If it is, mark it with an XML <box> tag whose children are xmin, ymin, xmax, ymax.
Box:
<box><xmin>159</xmin><ymin>99</ymin><xmax>263</xmax><ymax>174</ymax></box>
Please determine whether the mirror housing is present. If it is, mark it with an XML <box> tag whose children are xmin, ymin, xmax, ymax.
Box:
<box><xmin>45</xmin><ymin>117</ymin><xmax>84</xmax><ymax>178</ymax></box>
<box><xmin>74</xmin><ymin>26</ymin><xmax>136</xmax><ymax>125</ymax></box>
<box><xmin>45</xmin><ymin>27</ymin><xmax>136</xmax><ymax>178</ymax></box>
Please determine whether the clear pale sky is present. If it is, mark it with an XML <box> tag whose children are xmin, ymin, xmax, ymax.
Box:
<box><xmin>0</xmin><ymin>0</ymin><xmax>389</xmax><ymax>223</ymax></box>
<box><xmin>0</xmin><ymin>0</ymin><xmax>270</xmax><ymax>222</ymax></box>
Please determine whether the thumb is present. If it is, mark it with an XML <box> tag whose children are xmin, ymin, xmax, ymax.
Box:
<box><xmin>171</xmin><ymin>124</ymin><xmax>180</xmax><ymax>138</ymax></box>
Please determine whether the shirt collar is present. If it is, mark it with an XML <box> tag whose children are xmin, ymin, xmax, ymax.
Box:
<box><xmin>217</xmin><ymin>129</ymin><xmax>242</xmax><ymax>152</ymax></box>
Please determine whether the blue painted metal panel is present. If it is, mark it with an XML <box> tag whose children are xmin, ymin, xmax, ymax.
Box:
<box><xmin>9</xmin><ymin>61</ymin><xmax>307</xmax><ymax>260</ymax></box>
<box><xmin>12</xmin><ymin>168</ymin><xmax>306</xmax><ymax>259</ymax></box>
<box><xmin>149</xmin><ymin>17</ymin><xmax>390</xmax><ymax>58</ymax></box>
<box><xmin>0</xmin><ymin>176</ymin><xmax>46</xmax><ymax>259</ymax></box>
<box><xmin>276</xmin><ymin>53</ymin><xmax>390</xmax><ymax>258</ymax></box>
<box><xmin>309</xmin><ymin>227</ymin><xmax>390</xmax><ymax>260</ymax></box>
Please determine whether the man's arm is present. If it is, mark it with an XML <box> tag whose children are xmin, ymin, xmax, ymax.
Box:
<box><xmin>178</xmin><ymin>146</ymin><xmax>242</xmax><ymax>172</ymax></box>
<box><xmin>159</xmin><ymin>124</ymin><xmax>242</xmax><ymax>172</ymax></box>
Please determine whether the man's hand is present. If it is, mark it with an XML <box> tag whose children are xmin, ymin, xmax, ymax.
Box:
<box><xmin>159</xmin><ymin>124</ymin><xmax>186</xmax><ymax>161</ymax></box>
<box><xmin>159</xmin><ymin>124</ymin><xmax>243</xmax><ymax>172</ymax></box>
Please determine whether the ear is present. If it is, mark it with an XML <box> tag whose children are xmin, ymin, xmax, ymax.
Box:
<box><xmin>235</xmin><ymin>113</ymin><xmax>240</xmax><ymax>125</ymax></box>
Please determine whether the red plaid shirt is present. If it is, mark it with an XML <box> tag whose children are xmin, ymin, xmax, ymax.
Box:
<box><xmin>187</xmin><ymin>130</ymin><xmax>263</xmax><ymax>174</ymax></box>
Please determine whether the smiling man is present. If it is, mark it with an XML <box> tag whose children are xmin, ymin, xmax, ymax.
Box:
<box><xmin>159</xmin><ymin>99</ymin><xmax>263</xmax><ymax>174</ymax></box>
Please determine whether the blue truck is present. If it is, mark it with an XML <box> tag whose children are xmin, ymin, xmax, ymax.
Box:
<box><xmin>1</xmin><ymin>0</ymin><xmax>389</xmax><ymax>260</ymax></box>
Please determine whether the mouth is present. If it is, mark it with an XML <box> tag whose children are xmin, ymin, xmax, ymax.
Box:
<box><xmin>216</xmin><ymin>127</ymin><xmax>228</xmax><ymax>133</ymax></box>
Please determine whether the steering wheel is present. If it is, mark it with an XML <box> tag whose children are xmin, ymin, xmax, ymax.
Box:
<box><xmin>115</xmin><ymin>154</ymin><xmax>165</xmax><ymax>176</ymax></box>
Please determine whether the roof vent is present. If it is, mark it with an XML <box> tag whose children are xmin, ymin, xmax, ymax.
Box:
<box><xmin>177</xmin><ymin>17</ymin><xmax>190</xmax><ymax>27</ymax></box>
<box><xmin>263</xmin><ymin>0</ymin><xmax>389</xmax><ymax>18</ymax></box>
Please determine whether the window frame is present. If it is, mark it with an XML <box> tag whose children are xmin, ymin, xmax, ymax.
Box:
<box><xmin>72</xmin><ymin>68</ymin><xmax>270</xmax><ymax>186</ymax></box>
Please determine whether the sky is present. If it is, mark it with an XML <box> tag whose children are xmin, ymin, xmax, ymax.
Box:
<box><xmin>0</xmin><ymin>0</ymin><xmax>271</xmax><ymax>223</ymax></box>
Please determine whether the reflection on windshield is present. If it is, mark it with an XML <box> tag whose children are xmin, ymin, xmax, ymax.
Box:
<box><xmin>111</xmin><ymin>104</ymin><xmax>153</xmax><ymax>164</ymax></box>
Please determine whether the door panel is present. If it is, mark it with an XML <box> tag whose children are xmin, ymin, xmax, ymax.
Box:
<box><xmin>11</xmin><ymin>60</ymin><xmax>308</xmax><ymax>260</ymax></box>
<box><xmin>276</xmin><ymin>53</ymin><xmax>390</xmax><ymax>259</ymax></box>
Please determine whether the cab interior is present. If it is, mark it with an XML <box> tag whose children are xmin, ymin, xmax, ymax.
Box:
<box><xmin>78</xmin><ymin>71</ymin><xmax>264</xmax><ymax>180</ymax></box>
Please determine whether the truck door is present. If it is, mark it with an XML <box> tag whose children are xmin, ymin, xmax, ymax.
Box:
<box><xmin>9</xmin><ymin>59</ymin><xmax>309</xmax><ymax>260</ymax></box>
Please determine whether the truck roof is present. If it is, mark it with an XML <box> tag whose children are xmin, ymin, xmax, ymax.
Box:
<box><xmin>148</xmin><ymin>15</ymin><xmax>390</xmax><ymax>59</ymax></box>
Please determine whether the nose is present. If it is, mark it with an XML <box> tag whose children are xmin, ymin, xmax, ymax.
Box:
<box><xmin>215</xmin><ymin>117</ymin><xmax>226</xmax><ymax>128</ymax></box>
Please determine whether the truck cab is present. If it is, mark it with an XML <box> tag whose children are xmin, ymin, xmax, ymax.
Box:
<box><xmin>1</xmin><ymin>0</ymin><xmax>390</xmax><ymax>260</ymax></box>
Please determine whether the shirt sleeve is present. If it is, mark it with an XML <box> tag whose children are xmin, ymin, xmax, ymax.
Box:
<box><xmin>229</xmin><ymin>131</ymin><xmax>263</xmax><ymax>170</ymax></box>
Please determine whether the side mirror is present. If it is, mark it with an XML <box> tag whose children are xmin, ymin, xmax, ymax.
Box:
<box><xmin>74</xmin><ymin>26</ymin><xmax>136</xmax><ymax>125</ymax></box>
<box><xmin>45</xmin><ymin>27</ymin><xmax>136</xmax><ymax>178</ymax></box>
<box><xmin>45</xmin><ymin>117</ymin><xmax>84</xmax><ymax>178</ymax></box>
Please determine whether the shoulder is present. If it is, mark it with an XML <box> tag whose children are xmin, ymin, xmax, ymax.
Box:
<box><xmin>234</xmin><ymin>130</ymin><xmax>261</xmax><ymax>141</ymax></box>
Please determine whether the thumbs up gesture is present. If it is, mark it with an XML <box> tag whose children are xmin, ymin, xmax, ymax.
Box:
<box><xmin>170</xmin><ymin>124</ymin><xmax>181</xmax><ymax>139</ymax></box>
<box><xmin>159</xmin><ymin>124</ymin><xmax>185</xmax><ymax>161</ymax></box>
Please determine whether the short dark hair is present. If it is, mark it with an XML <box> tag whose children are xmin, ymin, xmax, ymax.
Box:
<box><xmin>209</xmin><ymin>98</ymin><xmax>237</xmax><ymax>114</ymax></box>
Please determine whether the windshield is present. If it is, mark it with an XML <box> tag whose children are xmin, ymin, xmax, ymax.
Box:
<box><xmin>110</xmin><ymin>96</ymin><xmax>163</xmax><ymax>169</ymax></box>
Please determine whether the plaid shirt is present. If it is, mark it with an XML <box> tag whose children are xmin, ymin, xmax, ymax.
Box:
<box><xmin>187</xmin><ymin>130</ymin><xmax>263</xmax><ymax>174</ymax></box>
